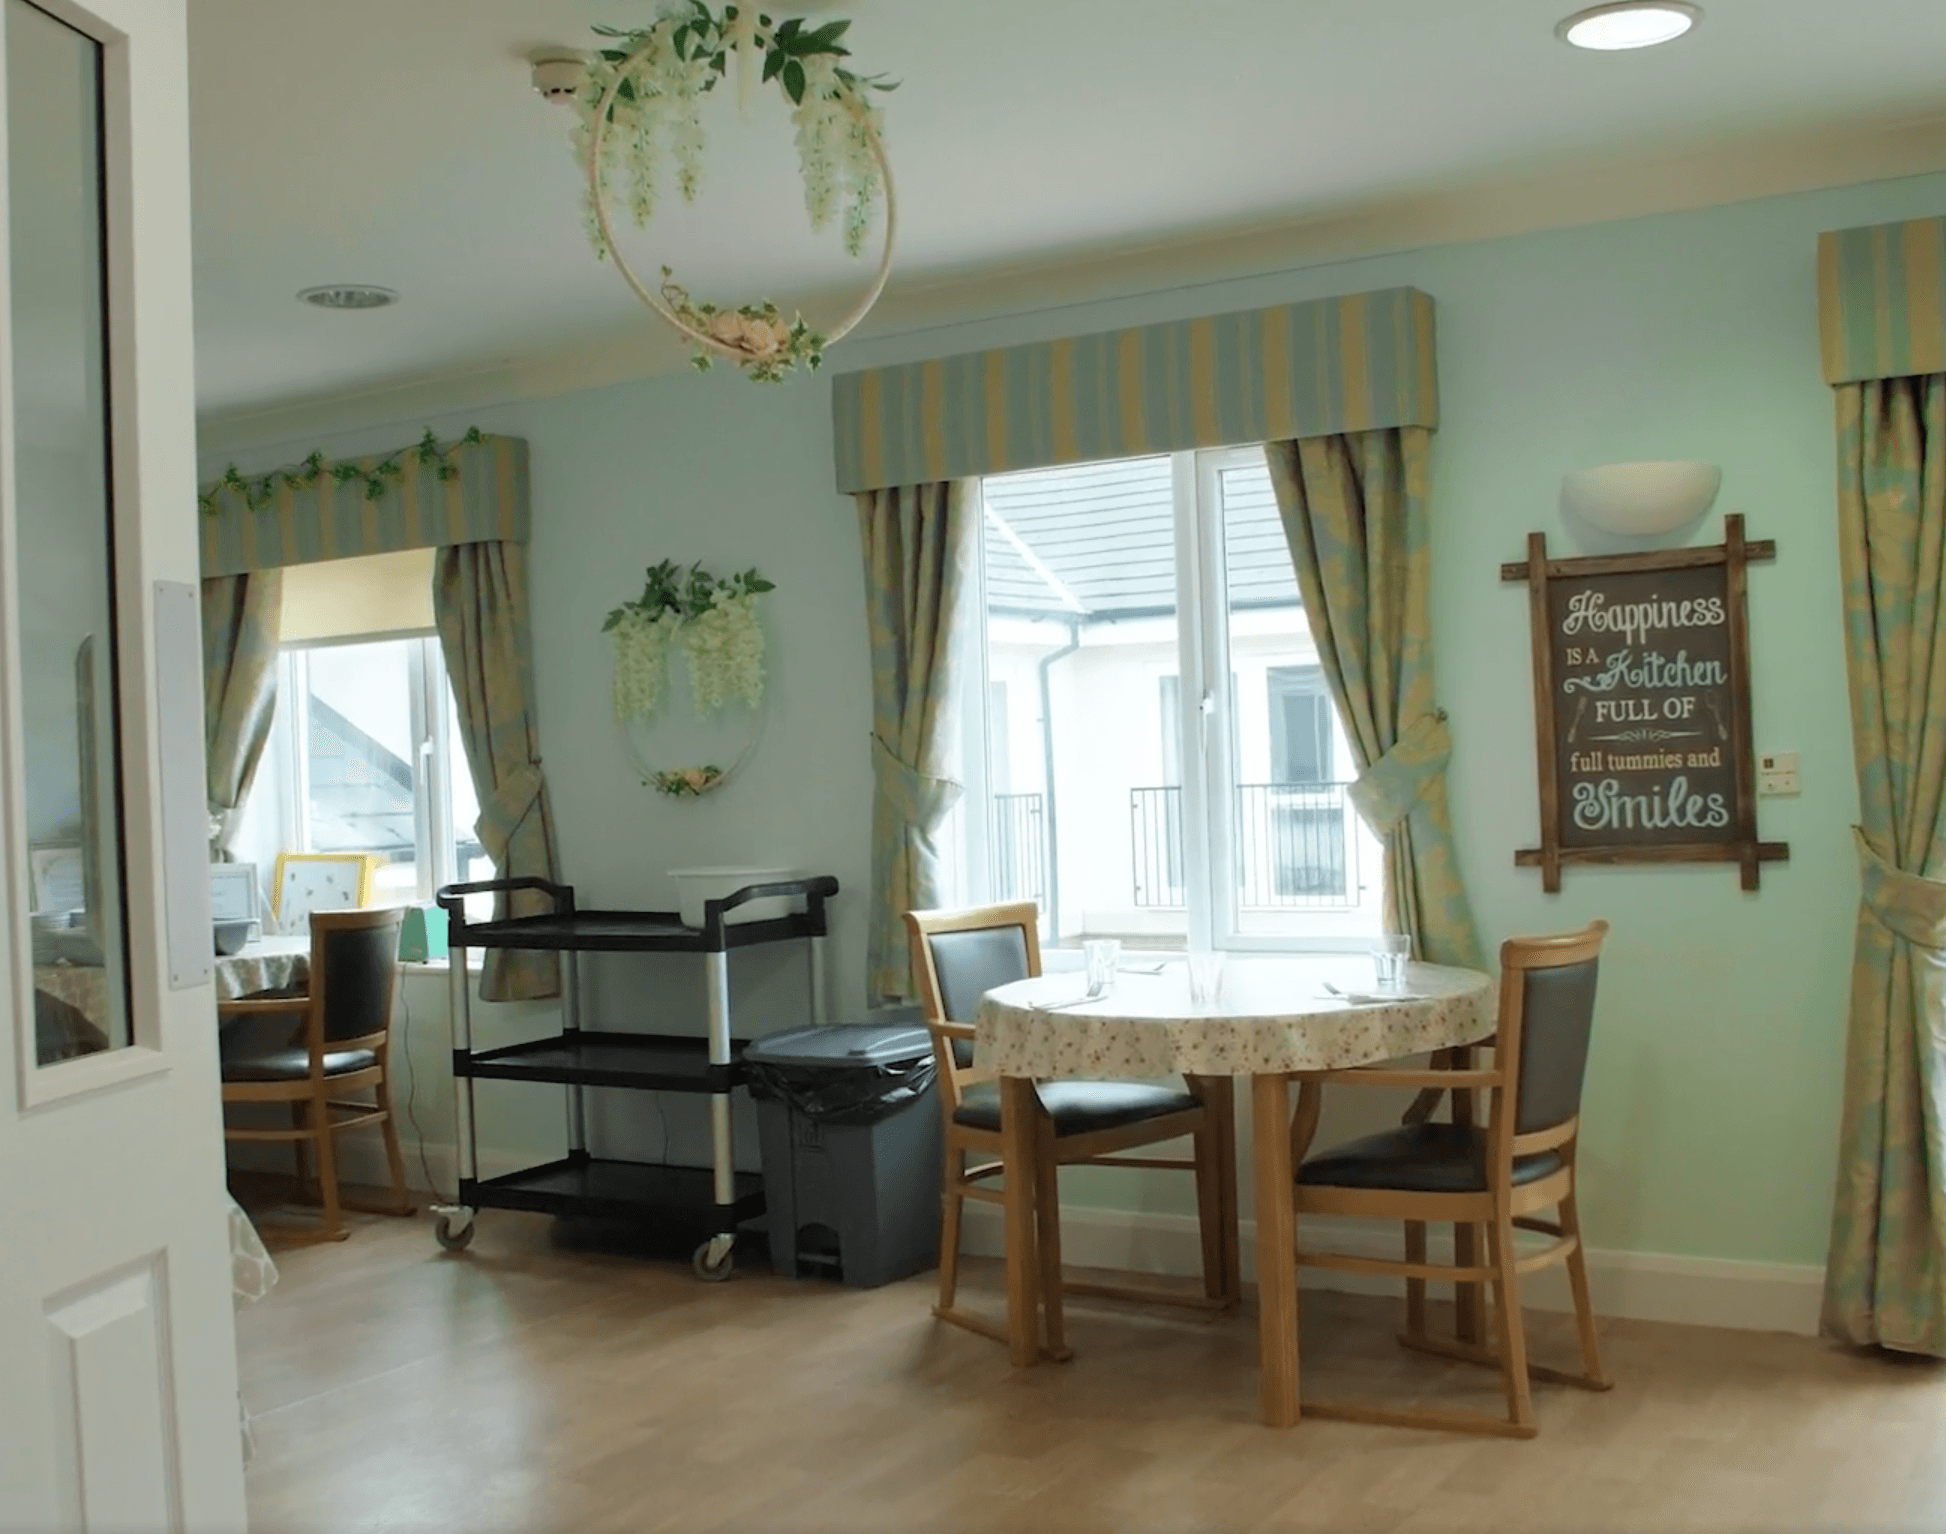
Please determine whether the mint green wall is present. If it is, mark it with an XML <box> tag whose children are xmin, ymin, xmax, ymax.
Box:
<box><xmin>204</xmin><ymin>169</ymin><xmax>1946</xmax><ymax>1266</ymax></box>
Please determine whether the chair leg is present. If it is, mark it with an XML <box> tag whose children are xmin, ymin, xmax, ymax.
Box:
<box><xmin>290</xmin><ymin>1102</ymin><xmax>313</xmax><ymax>1204</ymax></box>
<box><xmin>1034</xmin><ymin>1119</ymin><xmax>1071</xmax><ymax>1362</ymax></box>
<box><xmin>371</xmin><ymin>1074</ymin><xmax>416</xmax><ymax>1217</ymax></box>
<box><xmin>1193</xmin><ymin>1121</ymin><xmax>1225</xmax><ymax>1303</ymax></box>
<box><xmin>1486</xmin><ymin>1212</ymin><xmax>1535</xmax><ymax>1435</ymax></box>
<box><xmin>1404</xmin><ymin>1220</ymin><xmax>1428</xmax><ymax>1339</ymax></box>
<box><xmin>936</xmin><ymin>1150</ymin><xmax>963</xmax><ymax>1314</ymax></box>
<box><xmin>1559</xmin><ymin>1187</ymin><xmax>1612</xmax><ymax>1389</ymax></box>
<box><xmin>1453</xmin><ymin>1222</ymin><xmax>1488</xmax><ymax>1343</ymax></box>
<box><xmin>308</xmin><ymin>1093</ymin><xmax>349</xmax><ymax>1243</ymax></box>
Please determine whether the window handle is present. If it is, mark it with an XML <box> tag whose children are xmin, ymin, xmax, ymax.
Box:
<box><xmin>1199</xmin><ymin>690</ymin><xmax>1215</xmax><ymax>748</ymax></box>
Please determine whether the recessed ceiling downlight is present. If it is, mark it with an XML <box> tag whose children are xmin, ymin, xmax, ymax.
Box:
<box><xmin>297</xmin><ymin>284</ymin><xmax>399</xmax><ymax>310</ymax></box>
<box><xmin>1557</xmin><ymin>2</ymin><xmax>1700</xmax><ymax>50</ymax></box>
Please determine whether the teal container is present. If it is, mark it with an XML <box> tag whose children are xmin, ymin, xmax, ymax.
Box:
<box><xmin>397</xmin><ymin>902</ymin><xmax>448</xmax><ymax>963</ymax></box>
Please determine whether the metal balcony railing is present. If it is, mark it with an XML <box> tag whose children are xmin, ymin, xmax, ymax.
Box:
<box><xmin>989</xmin><ymin>792</ymin><xmax>1047</xmax><ymax>910</ymax></box>
<box><xmin>1131</xmin><ymin>782</ymin><xmax>1358</xmax><ymax>908</ymax></box>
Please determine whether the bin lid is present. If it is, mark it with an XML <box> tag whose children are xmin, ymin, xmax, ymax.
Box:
<box><xmin>742</xmin><ymin>1023</ymin><xmax>933</xmax><ymax>1069</ymax></box>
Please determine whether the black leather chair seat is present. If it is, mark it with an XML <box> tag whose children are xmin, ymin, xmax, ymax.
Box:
<box><xmin>1298</xmin><ymin>1123</ymin><xmax>1562</xmax><ymax>1194</ymax></box>
<box><xmin>956</xmin><ymin>1079</ymin><xmax>1199</xmax><ymax>1137</ymax></box>
<box><xmin>220</xmin><ymin>1044</ymin><xmax>377</xmax><ymax>1083</ymax></box>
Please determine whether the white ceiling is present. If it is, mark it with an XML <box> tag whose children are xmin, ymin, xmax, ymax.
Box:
<box><xmin>187</xmin><ymin>0</ymin><xmax>1946</xmax><ymax>422</ymax></box>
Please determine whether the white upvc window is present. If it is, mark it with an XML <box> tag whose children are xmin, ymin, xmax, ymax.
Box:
<box><xmin>961</xmin><ymin>445</ymin><xmax>1383</xmax><ymax>953</ymax></box>
<box><xmin>267</xmin><ymin>634</ymin><xmax>478</xmax><ymax>906</ymax></box>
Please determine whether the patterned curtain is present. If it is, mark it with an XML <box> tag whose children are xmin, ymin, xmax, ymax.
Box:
<box><xmin>1265</xmin><ymin>429</ymin><xmax>1483</xmax><ymax>969</ymax></box>
<box><xmin>854</xmin><ymin>481</ymin><xmax>977</xmax><ymax>1003</ymax></box>
<box><xmin>433</xmin><ymin>542</ymin><xmax>563</xmax><ymax>1001</ymax></box>
<box><xmin>1822</xmin><ymin>374</ymin><xmax>1946</xmax><ymax>1355</ymax></box>
<box><xmin>200</xmin><ymin>570</ymin><xmax>283</xmax><ymax>859</ymax></box>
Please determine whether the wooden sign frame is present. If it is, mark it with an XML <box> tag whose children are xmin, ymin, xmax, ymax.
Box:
<box><xmin>1502</xmin><ymin>513</ymin><xmax>1788</xmax><ymax>892</ymax></box>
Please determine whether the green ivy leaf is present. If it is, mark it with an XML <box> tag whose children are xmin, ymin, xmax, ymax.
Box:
<box><xmin>803</xmin><ymin>18</ymin><xmax>850</xmax><ymax>50</ymax></box>
<box><xmin>783</xmin><ymin>58</ymin><xmax>805</xmax><ymax>102</ymax></box>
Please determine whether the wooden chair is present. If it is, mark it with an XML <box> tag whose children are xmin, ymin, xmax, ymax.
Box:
<box><xmin>219</xmin><ymin>907</ymin><xmax>412</xmax><ymax>1243</ymax></box>
<box><xmin>905</xmin><ymin>903</ymin><xmax>1238</xmax><ymax>1359</ymax></box>
<box><xmin>1291</xmin><ymin>921</ymin><xmax>1612</xmax><ymax>1437</ymax></box>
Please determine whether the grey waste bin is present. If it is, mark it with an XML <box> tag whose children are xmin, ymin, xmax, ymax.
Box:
<box><xmin>743</xmin><ymin>1023</ymin><xmax>941</xmax><ymax>1288</ymax></box>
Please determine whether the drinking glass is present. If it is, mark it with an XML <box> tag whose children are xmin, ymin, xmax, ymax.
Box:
<box><xmin>1186</xmin><ymin>950</ymin><xmax>1226</xmax><ymax>1008</ymax></box>
<box><xmin>1372</xmin><ymin>934</ymin><xmax>1412</xmax><ymax>995</ymax></box>
<box><xmin>1083</xmin><ymin>938</ymin><xmax>1121</xmax><ymax>999</ymax></box>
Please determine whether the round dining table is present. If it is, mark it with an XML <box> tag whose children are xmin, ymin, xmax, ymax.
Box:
<box><xmin>975</xmin><ymin>953</ymin><xmax>1495</xmax><ymax>1427</ymax></box>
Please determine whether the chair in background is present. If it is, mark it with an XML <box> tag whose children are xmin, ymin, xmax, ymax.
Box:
<box><xmin>905</xmin><ymin>903</ymin><xmax>1238</xmax><ymax>1359</ymax></box>
<box><xmin>219</xmin><ymin>906</ymin><xmax>412</xmax><ymax>1242</ymax></box>
<box><xmin>1291</xmin><ymin>920</ymin><xmax>1612</xmax><ymax>1437</ymax></box>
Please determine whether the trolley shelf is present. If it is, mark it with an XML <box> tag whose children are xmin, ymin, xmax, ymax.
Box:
<box><xmin>456</xmin><ymin>1030</ymin><xmax>752</xmax><ymax>1092</ymax></box>
<box><xmin>438</xmin><ymin>875</ymin><xmax>840</xmax><ymax>954</ymax></box>
<box><xmin>463</xmin><ymin>1154</ymin><xmax>766</xmax><ymax>1225</ymax></box>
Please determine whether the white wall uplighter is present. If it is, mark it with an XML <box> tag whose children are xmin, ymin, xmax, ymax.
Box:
<box><xmin>1560</xmin><ymin>460</ymin><xmax>1722</xmax><ymax>538</ymax></box>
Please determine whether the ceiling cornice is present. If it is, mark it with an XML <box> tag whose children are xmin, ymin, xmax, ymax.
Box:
<box><xmin>198</xmin><ymin>109</ymin><xmax>1946</xmax><ymax>457</ymax></box>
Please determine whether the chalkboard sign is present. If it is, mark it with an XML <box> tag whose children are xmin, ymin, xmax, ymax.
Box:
<box><xmin>1501</xmin><ymin>514</ymin><xmax>1787</xmax><ymax>891</ymax></box>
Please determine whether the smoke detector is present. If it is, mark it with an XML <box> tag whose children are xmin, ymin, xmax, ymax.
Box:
<box><xmin>530</xmin><ymin>52</ymin><xmax>586</xmax><ymax>103</ymax></box>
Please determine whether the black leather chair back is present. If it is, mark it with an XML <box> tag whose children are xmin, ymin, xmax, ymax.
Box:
<box><xmin>926</xmin><ymin>925</ymin><xmax>1031</xmax><ymax>1068</ymax></box>
<box><xmin>1513</xmin><ymin>957</ymin><xmax>1601</xmax><ymax>1135</ymax></box>
<box><xmin>316</xmin><ymin>912</ymin><xmax>404</xmax><ymax>1044</ymax></box>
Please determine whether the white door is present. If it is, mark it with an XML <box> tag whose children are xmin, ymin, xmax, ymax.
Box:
<box><xmin>0</xmin><ymin>0</ymin><xmax>247</xmax><ymax>1529</ymax></box>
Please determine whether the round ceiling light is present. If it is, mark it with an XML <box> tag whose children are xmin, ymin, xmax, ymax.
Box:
<box><xmin>297</xmin><ymin>284</ymin><xmax>399</xmax><ymax>310</ymax></box>
<box><xmin>1557</xmin><ymin>2</ymin><xmax>1700</xmax><ymax>50</ymax></box>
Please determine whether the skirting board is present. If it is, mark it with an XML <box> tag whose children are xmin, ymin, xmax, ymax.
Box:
<box><xmin>233</xmin><ymin>1137</ymin><xmax>1824</xmax><ymax>1337</ymax></box>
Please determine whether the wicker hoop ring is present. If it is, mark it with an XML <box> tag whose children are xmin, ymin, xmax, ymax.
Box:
<box><xmin>615</xmin><ymin>698</ymin><xmax>764</xmax><ymax>798</ymax></box>
<box><xmin>586</xmin><ymin>27</ymin><xmax>897</xmax><ymax>367</ymax></box>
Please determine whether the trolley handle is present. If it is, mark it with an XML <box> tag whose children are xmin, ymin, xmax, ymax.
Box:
<box><xmin>436</xmin><ymin>876</ymin><xmax>576</xmax><ymax>938</ymax></box>
<box><xmin>710</xmin><ymin>875</ymin><xmax>839</xmax><ymax>912</ymax></box>
<box><xmin>701</xmin><ymin>875</ymin><xmax>840</xmax><ymax>944</ymax></box>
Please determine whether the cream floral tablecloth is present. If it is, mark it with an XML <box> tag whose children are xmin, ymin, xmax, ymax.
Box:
<box><xmin>975</xmin><ymin>957</ymin><xmax>1494</xmax><ymax>1079</ymax></box>
<box><xmin>214</xmin><ymin>935</ymin><xmax>311</xmax><ymax>1002</ymax></box>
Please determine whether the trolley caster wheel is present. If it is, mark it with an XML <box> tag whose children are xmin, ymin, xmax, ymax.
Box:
<box><xmin>433</xmin><ymin>1211</ymin><xmax>476</xmax><ymax>1253</ymax></box>
<box><xmin>692</xmin><ymin>1235</ymin><xmax>735</xmax><ymax>1282</ymax></box>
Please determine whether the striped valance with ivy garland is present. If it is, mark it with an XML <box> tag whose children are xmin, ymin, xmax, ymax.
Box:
<box><xmin>198</xmin><ymin>431</ymin><xmax>530</xmax><ymax>576</ymax></box>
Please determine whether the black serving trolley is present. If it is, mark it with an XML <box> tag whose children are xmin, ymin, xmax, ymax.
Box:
<box><xmin>429</xmin><ymin>874</ymin><xmax>838</xmax><ymax>1280</ymax></box>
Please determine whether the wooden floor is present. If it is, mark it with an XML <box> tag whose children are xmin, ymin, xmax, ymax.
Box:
<box><xmin>233</xmin><ymin>1186</ymin><xmax>1946</xmax><ymax>1534</ymax></box>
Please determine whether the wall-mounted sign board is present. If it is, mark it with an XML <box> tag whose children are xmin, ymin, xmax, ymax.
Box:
<box><xmin>1502</xmin><ymin>514</ymin><xmax>1788</xmax><ymax>892</ymax></box>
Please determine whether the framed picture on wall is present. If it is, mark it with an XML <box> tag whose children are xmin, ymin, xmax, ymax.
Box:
<box><xmin>271</xmin><ymin>851</ymin><xmax>379</xmax><ymax>932</ymax></box>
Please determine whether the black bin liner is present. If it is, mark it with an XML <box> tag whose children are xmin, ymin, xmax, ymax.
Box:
<box><xmin>742</xmin><ymin>1023</ymin><xmax>937</xmax><ymax>1126</ymax></box>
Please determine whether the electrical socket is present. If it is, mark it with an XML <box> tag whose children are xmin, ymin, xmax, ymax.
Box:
<box><xmin>1758</xmin><ymin>750</ymin><xmax>1800</xmax><ymax>797</ymax></box>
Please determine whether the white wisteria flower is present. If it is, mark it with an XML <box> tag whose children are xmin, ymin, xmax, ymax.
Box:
<box><xmin>610</xmin><ymin>607</ymin><xmax>680</xmax><ymax>721</ymax></box>
<box><xmin>680</xmin><ymin>589</ymin><xmax>765</xmax><ymax>715</ymax></box>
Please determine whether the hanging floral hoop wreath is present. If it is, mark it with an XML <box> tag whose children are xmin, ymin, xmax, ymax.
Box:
<box><xmin>606</xmin><ymin>560</ymin><xmax>775</xmax><ymax>796</ymax></box>
<box><xmin>578</xmin><ymin>6</ymin><xmax>898</xmax><ymax>382</ymax></box>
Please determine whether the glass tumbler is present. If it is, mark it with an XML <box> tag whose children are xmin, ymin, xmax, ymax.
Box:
<box><xmin>1186</xmin><ymin>951</ymin><xmax>1226</xmax><ymax>1008</ymax></box>
<box><xmin>1372</xmin><ymin>934</ymin><xmax>1412</xmax><ymax>995</ymax></box>
<box><xmin>1083</xmin><ymin>938</ymin><xmax>1121</xmax><ymax>998</ymax></box>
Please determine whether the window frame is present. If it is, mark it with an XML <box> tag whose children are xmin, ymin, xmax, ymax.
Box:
<box><xmin>267</xmin><ymin>629</ymin><xmax>463</xmax><ymax>906</ymax></box>
<box><xmin>967</xmin><ymin>442</ymin><xmax>1379</xmax><ymax>955</ymax></box>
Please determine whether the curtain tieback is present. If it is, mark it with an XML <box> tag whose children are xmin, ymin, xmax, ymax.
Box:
<box><xmin>871</xmin><ymin>735</ymin><xmax>961</xmax><ymax>827</ymax></box>
<box><xmin>475</xmin><ymin>761</ymin><xmax>545</xmax><ymax>862</ymax></box>
<box><xmin>1854</xmin><ymin>827</ymin><xmax>1946</xmax><ymax>951</ymax></box>
<box><xmin>1349</xmin><ymin>712</ymin><xmax>1452</xmax><ymax>837</ymax></box>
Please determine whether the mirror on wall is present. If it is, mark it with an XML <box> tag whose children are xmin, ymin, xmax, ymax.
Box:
<box><xmin>8</xmin><ymin>0</ymin><xmax>131</xmax><ymax>1065</ymax></box>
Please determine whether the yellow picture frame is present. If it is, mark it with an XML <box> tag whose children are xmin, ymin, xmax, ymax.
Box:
<box><xmin>271</xmin><ymin>851</ymin><xmax>381</xmax><ymax>929</ymax></box>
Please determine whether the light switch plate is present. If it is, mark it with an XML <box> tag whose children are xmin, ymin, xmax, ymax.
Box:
<box><xmin>1758</xmin><ymin>750</ymin><xmax>1800</xmax><ymax>797</ymax></box>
